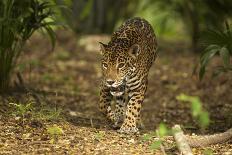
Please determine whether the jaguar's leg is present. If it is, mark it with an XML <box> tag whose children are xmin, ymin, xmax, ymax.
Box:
<box><xmin>99</xmin><ymin>84</ymin><xmax>115</xmax><ymax>122</ymax></box>
<box><xmin>113</xmin><ymin>95</ymin><xmax>126</xmax><ymax>128</ymax></box>
<box><xmin>119</xmin><ymin>80</ymin><xmax>147</xmax><ymax>134</ymax></box>
<box><xmin>136</xmin><ymin>113</ymin><xmax>145</xmax><ymax>129</ymax></box>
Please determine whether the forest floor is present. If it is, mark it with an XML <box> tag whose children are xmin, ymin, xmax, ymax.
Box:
<box><xmin>0</xmin><ymin>30</ymin><xmax>231</xmax><ymax>155</ymax></box>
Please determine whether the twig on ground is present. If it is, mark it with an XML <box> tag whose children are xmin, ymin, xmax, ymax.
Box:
<box><xmin>90</xmin><ymin>118</ymin><xmax>94</xmax><ymax>128</ymax></box>
<box><xmin>172</xmin><ymin>124</ymin><xmax>193</xmax><ymax>155</ymax></box>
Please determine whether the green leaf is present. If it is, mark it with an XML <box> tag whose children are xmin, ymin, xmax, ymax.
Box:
<box><xmin>47</xmin><ymin>125</ymin><xmax>63</xmax><ymax>135</ymax></box>
<box><xmin>94</xmin><ymin>131</ymin><xmax>105</xmax><ymax>141</ymax></box>
<box><xmin>176</xmin><ymin>93</ymin><xmax>190</xmax><ymax>102</ymax></box>
<box><xmin>142</xmin><ymin>133</ymin><xmax>152</xmax><ymax>141</ymax></box>
<box><xmin>149</xmin><ymin>140</ymin><xmax>162</xmax><ymax>150</ymax></box>
<box><xmin>158</xmin><ymin>123</ymin><xmax>168</xmax><ymax>137</ymax></box>
<box><xmin>219</xmin><ymin>47</ymin><xmax>230</xmax><ymax>68</ymax></box>
<box><xmin>200</xmin><ymin>46</ymin><xmax>219</xmax><ymax>67</ymax></box>
<box><xmin>177</xmin><ymin>93</ymin><xmax>203</xmax><ymax>117</ymax></box>
<box><xmin>203</xmin><ymin>148</ymin><xmax>213</xmax><ymax>155</ymax></box>
<box><xmin>44</xmin><ymin>26</ymin><xmax>56</xmax><ymax>51</ymax></box>
<box><xmin>199</xmin><ymin>111</ymin><xmax>210</xmax><ymax>128</ymax></box>
<box><xmin>80</xmin><ymin>0</ymin><xmax>93</xmax><ymax>20</ymax></box>
<box><xmin>176</xmin><ymin>93</ymin><xmax>198</xmax><ymax>103</ymax></box>
<box><xmin>199</xmin><ymin>45</ymin><xmax>220</xmax><ymax>79</ymax></box>
<box><xmin>191</xmin><ymin>101</ymin><xmax>202</xmax><ymax>117</ymax></box>
<box><xmin>176</xmin><ymin>94</ymin><xmax>210</xmax><ymax>129</ymax></box>
<box><xmin>199</xmin><ymin>66</ymin><xmax>205</xmax><ymax>80</ymax></box>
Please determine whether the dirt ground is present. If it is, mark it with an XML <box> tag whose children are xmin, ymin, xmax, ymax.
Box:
<box><xmin>0</xmin><ymin>30</ymin><xmax>231</xmax><ymax>154</ymax></box>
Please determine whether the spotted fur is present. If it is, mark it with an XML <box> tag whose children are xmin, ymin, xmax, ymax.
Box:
<box><xmin>99</xmin><ymin>17</ymin><xmax>158</xmax><ymax>134</ymax></box>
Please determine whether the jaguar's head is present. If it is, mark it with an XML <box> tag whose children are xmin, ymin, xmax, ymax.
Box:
<box><xmin>100</xmin><ymin>42</ymin><xmax>140</xmax><ymax>95</ymax></box>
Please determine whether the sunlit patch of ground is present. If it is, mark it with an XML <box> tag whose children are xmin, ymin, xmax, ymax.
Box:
<box><xmin>0</xmin><ymin>30</ymin><xmax>231</xmax><ymax>154</ymax></box>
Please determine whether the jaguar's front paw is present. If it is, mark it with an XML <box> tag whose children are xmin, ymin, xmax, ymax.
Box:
<box><xmin>107</xmin><ymin>112</ymin><xmax>124</xmax><ymax>129</ymax></box>
<box><xmin>112</xmin><ymin>118</ymin><xmax>124</xmax><ymax>129</ymax></box>
<box><xmin>118</xmin><ymin>123</ymin><xmax>139</xmax><ymax>134</ymax></box>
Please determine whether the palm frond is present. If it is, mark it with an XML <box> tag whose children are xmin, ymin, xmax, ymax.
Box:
<box><xmin>0</xmin><ymin>0</ymin><xmax>61</xmax><ymax>92</ymax></box>
<box><xmin>199</xmin><ymin>23</ymin><xmax>232</xmax><ymax>80</ymax></box>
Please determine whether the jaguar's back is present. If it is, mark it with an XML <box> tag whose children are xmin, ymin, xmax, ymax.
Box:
<box><xmin>109</xmin><ymin>17</ymin><xmax>158</xmax><ymax>69</ymax></box>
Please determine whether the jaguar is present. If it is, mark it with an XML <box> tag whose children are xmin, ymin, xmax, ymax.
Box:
<box><xmin>99</xmin><ymin>17</ymin><xmax>158</xmax><ymax>133</ymax></box>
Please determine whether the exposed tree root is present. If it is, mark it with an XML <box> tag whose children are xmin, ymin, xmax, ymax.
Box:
<box><xmin>186</xmin><ymin>128</ymin><xmax>232</xmax><ymax>147</ymax></box>
<box><xmin>172</xmin><ymin>125</ymin><xmax>193</xmax><ymax>155</ymax></box>
<box><xmin>172</xmin><ymin>124</ymin><xmax>232</xmax><ymax>154</ymax></box>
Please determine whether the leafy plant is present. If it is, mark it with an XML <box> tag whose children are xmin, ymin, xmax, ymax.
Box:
<box><xmin>141</xmin><ymin>123</ymin><xmax>170</xmax><ymax>151</ymax></box>
<box><xmin>199</xmin><ymin>22</ymin><xmax>232</xmax><ymax>79</ymax></box>
<box><xmin>9</xmin><ymin>101</ymin><xmax>33</xmax><ymax>119</ymax></box>
<box><xmin>47</xmin><ymin>125</ymin><xmax>63</xmax><ymax>144</ymax></box>
<box><xmin>176</xmin><ymin>93</ymin><xmax>210</xmax><ymax>129</ymax></box>
<box><xmin>0</xmin><ymin>0</ymin><xmax>59</xmax><ymax>92</ymax></box>
<box><xmin>9</xmin><ymin>99</ymin><xmax>63</xmax><ymax>122</ymax></box>
<box><xmin>94</xmin><ymin>131</ymin><xmax>105</xmax><ymax>141</ymax></box>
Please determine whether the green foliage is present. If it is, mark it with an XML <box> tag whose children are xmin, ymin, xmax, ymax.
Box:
<box><xmin>142</xmin><ymin>123</ymin><xmax>170</xmax><ymax>151</ymax></box>
<box><xmin>47</xmin><ymin>125</ymin><xmax>63</xmax><ymax>143</ymax></box>
<box><xmin>141</xmin><ymin>133</ymin><xmax>153</xmax><ymax>141</ymax></box>
<box><xmin>149</xmin><ymin>140</ymin><xmax>162</xmax><ymax>150</ymax></box>
<box><xmin>55</xmin><ymin>0</ymin><xmax>137</xmax><ymax>33</ymax></box>
<box><xmin>203</xmin><ymin>148</ymin><xmax>213</xmax><ymax>155</ymax></box>
<box><xmin>157</xmin><ymin>123</ymin><xmax>168</xmax><ymax>137</ymax></box>
<box><xmin>36</xmin><ymin>106</ymin><xmax>62</xmax><ymax>121</ymax></box>
<box><xmin>176</xmin><ymin>94</ymin><xmax>210</xmax><ymax>128</ymax></box>
<box><xmin>0</xmin><ymin>0</ymin><xmax>59</xmax><ymax>92</ymax></box>
<box><xmin>149</xmin><ymin>123</ymin><xmax>170</xmax><ymax>151</ymax></box>
<box><xmin>199</xmin><ymin>23</ymin><xmax>232</xmax><ymax>79</ymax></box>
<box><xmin>47</xmin><ymin>125</ymin><xmax>63</xmax><ymax>135</ymax></box>
<box><xmin>135</xmin><ymin>0</ymin><xmax>185</xmax><ymax>40</ymax></box>
<box><xmin>94</xmin><ymin>131</ymin><xmax>105</xmax><ymax>141</ymax></box>
<box><xmin>9</xmin><ymin>100</ymin><xmax>62</xmax><ymax>122</ymax></box>
<box><xmin>136</xmin><ymin>0</ymin><xmax>232</xmax><ymax>50</ymax></box>
<box><xmin>9</xmin><ymin>101</ymin><xmax>33</xmax><ymax>118</ymax></box>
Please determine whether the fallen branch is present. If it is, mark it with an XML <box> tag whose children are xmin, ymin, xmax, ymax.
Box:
<box><xmin>172</xmin><ymin>125</ymin><xmax>193</xmax><ymax>155</ymax></box>
<box><xmin>186</xmin><ymin>128</ymin><xmax>232</xmax><ymax>147</ymax></box>
<box><xmin>172</xmin><ymin>124</ymin><xmax>232</xmax><ymax>155</ymax></box>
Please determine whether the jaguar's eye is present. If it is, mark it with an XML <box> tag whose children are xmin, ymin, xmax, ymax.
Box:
<box><xmin>102</xmin><ymin>63</ymin><xmax>108</xmax><ymax>69</ymax></box>
<box><xmin>118</xmin><ymin>63</ymin><xmax>125</xmax><ymax>69</ymax></box>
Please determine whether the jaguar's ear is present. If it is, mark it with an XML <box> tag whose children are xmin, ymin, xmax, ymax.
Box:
<box><xmin>99</xmin><ymin>42</ymin><xmax>107</xmax><ymax>54</ymax></box>
<box><xmin>129</xmin><ymin>44</ymin><xmax>140</xmax><ymax>59</ymax></box>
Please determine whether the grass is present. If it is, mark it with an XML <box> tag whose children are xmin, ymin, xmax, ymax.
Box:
<box><xmin>9</xmin><ymin>100</ymin><xmax>63</xmax><ymax>122</ymax></box>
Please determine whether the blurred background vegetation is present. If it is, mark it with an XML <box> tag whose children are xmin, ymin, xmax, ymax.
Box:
<box><xmin>55</xmin><ymin>0</ymin><xmax>232</xmax><ymax>50</ymax></box>
<box><xmin>0</xmin><ymin>0</ymin><xmax>231</xmax><ymax>92</ymax></box>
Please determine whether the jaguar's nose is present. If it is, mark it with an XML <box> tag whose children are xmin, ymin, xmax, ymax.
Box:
<box><xmin>106</xmin><ymin>79</ymin><xmax>114</xmax><ymax>85</ymax></box>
